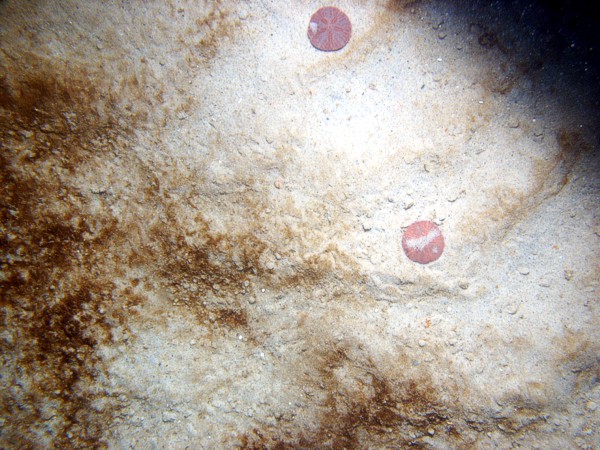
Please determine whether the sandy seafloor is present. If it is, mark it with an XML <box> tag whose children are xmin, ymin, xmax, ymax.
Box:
<box><xmin>0</xmin><ymin>0</ymin><xmax>599</xmax><ymax>448</ymax></box>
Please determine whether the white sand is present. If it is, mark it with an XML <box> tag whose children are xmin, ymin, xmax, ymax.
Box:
<box><xmin>0</xmin><ymin>0</ymin><xmax>598</xmax><ymax>448</ymax></box>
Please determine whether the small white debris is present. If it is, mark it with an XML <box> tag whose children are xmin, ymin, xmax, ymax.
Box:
<box><xmin>505</xmin><ymin>303</ymin><xmax>519</xmax><ymax>315</ymax></box>
<box><xmin>418</xmin><ymin>340</ymin><xmax>426</xmax><ymax>347</ymax></box>
<box><xmin>362</xmin><ymin>221</ymin><xmax>373</xmax><ymax>231</ymax></box>
<box><xmin>266</xmin><ymin>261</ymin><xmax>275</xmax><ymax>270</ymax></box>
<box><xmin>517</xmin><ymin>267</ymin><xmax>530</xmax><ymax>275</ymax></box>
<box><xmin>162</xmin><ymin>411</ymin><xmax>177</xmax><ymax>422</ymax></box>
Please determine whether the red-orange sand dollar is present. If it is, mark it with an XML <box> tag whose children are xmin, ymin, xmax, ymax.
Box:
<box><xmin>307</xmin><ymin>6</ymin><xmax>352</xmax><ymax>51</ymax></box>
<box><xmin>402</xmin><ymin>221</ymin><xmax>445</xmax><ymax>264</ymax></box>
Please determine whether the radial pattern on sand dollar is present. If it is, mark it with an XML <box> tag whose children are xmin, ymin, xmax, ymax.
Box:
<box><xmin>307</xmin><ymin>7</ymin><xmax>352</xmax><ymax>51</ymax></box>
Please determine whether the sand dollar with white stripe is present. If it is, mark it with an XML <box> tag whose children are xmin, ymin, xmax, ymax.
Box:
<box><xmin>402</xmin><ymin>220</ymin><xmax>445</xmax><ymax>264</ymax></box>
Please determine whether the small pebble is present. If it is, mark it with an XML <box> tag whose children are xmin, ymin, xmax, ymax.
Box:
<box><xmin>402</xmin><ymin>195</ymin><xmax>414</xmax><ymax>210</ymax></box>
<box><xmin>564</xmin><ymin>269</ymin><xmax>574</xmax><ymax>281</ymax></box>
<box><xmin>447</xmin><ymin>192</ymin><xmax>460</xmax><ymax>202</ymax></box>
<box><xmin>517</xmin><ymin>267</ymin><xmax>530</xmax><ymax>275</ymax></box>
<box><xmin>538</xmin><ymin>279</ymin><xmax>551</xmax><ymax>287</ymax></box>
<box><xmin>362</xmin><ymin>221</ymin><xmax>373</xmax><ymax>231</ymax></box>
<box><xmin>507</xmin><ymin>117</ymin><xmax>520</xmax><ymax>128</ymax></box>
<box><xmin>274</xmin><ymin>179</ymin><xmax>284</xmax><ymax>189</ymax></box>
<box><xmin>266</xmin><ymin>262</ymin><xmax>275</xmax><ymax>270</ymax></box>
<box><xmin>418</xmin><ymin>339</ymin><xmax>426</xmax><ymax>347</ymax></box>
<box><xmin>505</xmin><ymin>303</ymin><xmax>519</xmax><ymax>315</ymax></box>
<box><xmin>162</xmin><ymin>411</ymin><xmax>177</xmax><ymax>423</ymax></box>
<box><xmin>238</xmin><ymin>7</ymin><xmax>249</xmax><ymax>20</ymax></box>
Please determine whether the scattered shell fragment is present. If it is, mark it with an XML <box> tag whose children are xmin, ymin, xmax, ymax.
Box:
<box><xmin>402</xmin><ymin>195</ymin><xmax>414</xmax><ymax>210</ymax></box>
<box><xmin>564</xmin><ymin>269</ymin><xmax>574</xmax><ymax>281</ymax></box>
<box><xmin>538</xmin><ymin>279</ymin><xmax>551</xmax><ymax>287</ymax></box>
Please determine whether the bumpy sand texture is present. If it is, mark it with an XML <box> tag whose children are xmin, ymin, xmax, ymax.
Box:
<box><xmin>0</xmin><ymin>0</ymin><xmax>598</xmax><ymax>448</ymax></box>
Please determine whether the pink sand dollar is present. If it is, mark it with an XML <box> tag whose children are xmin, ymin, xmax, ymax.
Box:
<box><xmin>307</xmin><ymin>7</ymin><xmax>352</xmax><ymax>52</ymax></box>
<box><xmin>402</xmin><ymin>221</ymin><xmax>445</xmax><ymax>264</ymax></box>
